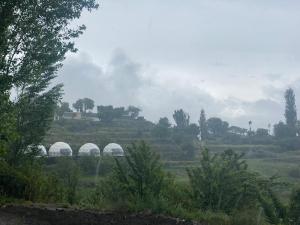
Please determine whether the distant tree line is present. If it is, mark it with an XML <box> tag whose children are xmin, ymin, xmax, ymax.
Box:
<box><xmin>55</xmin><ymin>98</ymin><xmax>142</xmax><ymax>123</ymax></box>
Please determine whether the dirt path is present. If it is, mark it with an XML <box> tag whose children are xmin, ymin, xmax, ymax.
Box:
<box><xmin>0</xmin><ymin>205</ymin><xmax>200</xmax><ymax>225</ymax></box>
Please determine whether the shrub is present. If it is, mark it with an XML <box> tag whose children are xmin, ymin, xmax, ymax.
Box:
<box><xmin>289</xmin><ymin>188</ymin><xmax>300</xmax><ymax>225</ymax></box>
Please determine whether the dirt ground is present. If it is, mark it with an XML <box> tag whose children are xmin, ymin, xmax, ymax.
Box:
<box><xmin>0</xmin><ymin>205</ymin><xmax>200</xmax><ymax>225</ymax></box>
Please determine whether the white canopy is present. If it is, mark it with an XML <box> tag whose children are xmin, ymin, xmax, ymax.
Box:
<box><xmin>103</xmin><ymin>143</ymin><xmax>124</xmax><ymax>157</ymax></box>
<box><xmin>49</xmin><ymin>142</ymin><xmax>72</xmax><ymax>157</ymax></box>
<box><xmin>78</xmin><ymin>143</ymin><xmax>100</xmax><ymax>157</ymax></box>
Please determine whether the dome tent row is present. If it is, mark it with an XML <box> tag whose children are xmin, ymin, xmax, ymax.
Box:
<box><xmin>26</xmin><ymin>142</ymin><xmax>125</xmax><ymax>157</ymax></box>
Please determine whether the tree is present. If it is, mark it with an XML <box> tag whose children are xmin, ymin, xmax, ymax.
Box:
<box><xmin>97</xmin><ymin>105</ymin><xmax>114</xmax><ymax>123</ymax></box>
<box><xmin>285</xmin><ymin>88</ymin><xmax>297</xmax><ymax>136</ymax></box>
<box><xmin>274</xmin><ymin>121</ymin><xmax>290</xmax><ymax>139</ymax></box>
<box><xmin>82</xmin><ymin>98</ymin><xmax>94</xmax><ymax>112</ymax></box>
<box><xmin>127</xmin><ymin>105</ymin><xmax>141</xmax><ymax>119</ymax></box>
<box><xmin>173</xmin><ymin>109</ymin><xmax>190</xmax><ymax>129</ymax></box>
<box><xmin>73</xmin><ymin>99</ymin><xmax>84</xmax><ymax>112</ymax></box>
<box><xmin>56</xmin><ymin>158</ymin><xmax>80</xmax><ymax>204</ymax></box>
<box><xmin>207</xmin><ymin>117</ymin><xmax>229</xmax><ymax>137</ymax></box>
<box><xmin>56</xmin><ymin>102</ymin><xmax>72</xmax><ymax>117</ymax></box>
<box><xmin>186</xmin><ymin>123</ymin><xmax>200</xmax><ymax>137</ymax></box>
<box><xmin>248</xmin><ymin>120</ymin><xmax>253</xmax><ymax>132</ymax></box>
<box><xmin>289</xmin><ymin>188</ymin><xmax>300</xmax><ymax>225</ymax></box>
<box><xmin>152</xmin><ymin>117</ymin><xmax>171</xmax><ymax>138</ymax></box>
<box><xmin>105</xmin><ymin>141</ymin><xmax>166</xmax><ymax>204</ymax></box>
<box><xmin>228</xmin><ymin>126</ymin><xmax>247</xmax><ymax>136</ymax></box>
<box><xmin>0</xmin><ymin>0</ymin><xmax>98</xmax><ymax>161</ymax></box>
<box><xmin>199</xmin><ymin>109</ymin><xmax>208</xmax><ymax>140</ymax></box>
<box><xmin>97</xmin><ymin>105</ymin><xmax>126</xmax><ymax>123</ymax></box>
<box><xmin>0</xmin><ymin>0</ymin><xmax>98</xmax><ymax>164</ymax></box>
<box><xmin>256</xmin><ymin>128</ymin><xmax>269</xmax><ymax>137</ymax></box>
<box><xmin>187</xmin><ymin>149</ymin><xmax>284</xmax><ymax>218</ymax></box>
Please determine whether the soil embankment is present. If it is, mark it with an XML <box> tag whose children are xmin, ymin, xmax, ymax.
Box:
<box><xmin>0</xmin><ymin>205</ymin><xmax>199</xmax><ymax>225</ymax></box>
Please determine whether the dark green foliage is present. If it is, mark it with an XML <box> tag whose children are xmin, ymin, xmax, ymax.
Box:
<box><xmin>152</xmin><ymin>117</ymin><xmax>172</xmax><ymax>139</ymax></box>
<box><xmin>187</xmin><ymin>149</ymin><xmax>258</xmax><ymax>213</ymax></box>
<box><xmin>0</xmin><ymin>0</ymin><xmax>98</xmax><ymax>163</ymax></box>
<box><xmin>73</xmin><ymin>98</ymin><xmax>94</xmax><ymax>112</ymax></box>
<box><xmin>289</xmin><ymin>188</ymin><xmax>300</xmax><ymax>225</ymax></box>
<box><xmin>0</xmin><ymin>161</ymin><xmax>28</xmax><ymax>199</ymax></box>
<box><xmin>6</xmin><ymin>85</ymin><xmax>62</xmax><ymax>165</ymax></box>
<box><xmin>285</xmin><ymin>88</ymin><xmax>297</xmax><ymax>136</ymax></box>
<box><xmin>56</xmin><ymin>102</ymin><xmax>72</xmax><ymax>117</ymax></box>
<box><xmin>256</xmin><ymin>128</ymin><xmax>269</xmax><ymax>137</ymax></box>
<box><xmin>274</xmin><ymin>122</ymin><xmax>295</xmax><ymax>139</ymax></box>
<box><xmin>207</xmin><ymin>117</ymin><xmax>229</xmax><ymax>137</ymax></box>
<box><xmin>173</xmin><ymin>109</ymin><xmax>190</xmax><ymax>129</ymax></box>
<box><xmin>56</xmin><ymin>158</ymin><xmax>80</xmax><ymax>204</ymax></box>
<box><xmin>99</xmin><ymin>141</ymin><xmax>167</xmax><ymax>209</ymax></box>
<box><xmin>73</xmin><ymin>99</ymin><xmax>84</xmax><ymax>112</ymax></box>
<box><xmin>187</xmin><ymin>149</ymin><xmax>291</xmax><ymax>224</ymax></box>
<box><xmin>97</xmin><ymin>105</ymin><xmax>126</xmax><ymax>123</ymax></box>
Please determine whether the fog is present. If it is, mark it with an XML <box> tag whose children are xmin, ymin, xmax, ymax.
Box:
<box><xmin>56</xmin><ymin>0</ymin><xmax>300</xmax><ymax>128</ymax></box>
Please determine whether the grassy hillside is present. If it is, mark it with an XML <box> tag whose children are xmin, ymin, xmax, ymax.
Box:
<box><xmin>44</xmin><ymin>118</ymin><xmax>184</xmax><ymax>159</ymax></box>
<box><xmin>44</xmin><ymin>119</ymin><xmax>300</xmax><ymax>187</ymax></box>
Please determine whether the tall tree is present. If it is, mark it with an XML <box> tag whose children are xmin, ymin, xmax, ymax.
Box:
<box><xmin>73</xmin><ymin>99</ymin><xmax>84</xmax><ymax>112</ymax></box>
<box><xmin>285</xmin><ymin>88</ymin><xmax>297</xmax><ymax>136</ymax></box>
<box><xmin>82</xmin><ymin>98</ymin><xmax>94</xmax><ymax>112</ymax></box>
<box><xmin>0</xmin><ymin>0</ymin><xmax>98</xmax><ymax>163</ymax></box>
<box><xmin>173</xmin><ymin>109</ymin><xmax>190</xmax><ymax>129</ymax></box>
<box><xmin>199</xmin><ymin>109</ymin><xmax>208</xmax><ymax>140</ymax></box>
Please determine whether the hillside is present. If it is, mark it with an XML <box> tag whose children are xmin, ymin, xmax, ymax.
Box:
<box><xmin>44</xmin><ymin>118</ymin><xmax>184</xmax><ymax>160</ymax></box>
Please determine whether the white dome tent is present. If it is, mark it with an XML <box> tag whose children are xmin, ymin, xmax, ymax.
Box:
<box><xmin>49</xmin><ymin>142</ymin><xmax>72</xmax><ymax>157</ymax></box>
<box><xmin>78</xmin><ymin>143</ymin><xmax>100</xmax><ymax>157</ymax></box>
<box><xmin>27</xmin><ymin>145</ymin><xmax>47</xmax><ymax>156</ymax></box>
<box><xmin>103</xmin><ymin>143</ymin><xmax>124</xmax><ymax>157</ymax></box>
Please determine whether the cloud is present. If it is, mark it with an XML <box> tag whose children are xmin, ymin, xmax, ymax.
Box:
<box><xmin>56</xmin><ymin>50</ymin><xmax>289</xmax><ymax>129</ymax></box>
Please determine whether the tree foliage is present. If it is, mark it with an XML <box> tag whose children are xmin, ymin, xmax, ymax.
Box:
<box><xmin>152</xmin><ymin>117</ymin><xmax>171</xmax><ymax>138</ymax></box>
<box><xmin>101</xmin><ymin>141</ymin><xmax>166</xmax><ymax>207</ymax></box>
<box><xmin>285</xmin><ymin>88</ymin><xmax>297</xmax><ymax>137</ymax></box>
<box><xmin>187</xmin><ymin>148</ymin><xmax>285</xmax><ymax>219</ymax></box>
<box><xmin>207</xmin><ymin>117</ymin><xmax>229</xmax><ymax>137</ymax></box>
<box><xmin>289</xmin><ymin>188</ymin><xmax>300</xmax><ymax>225</ymax></box>
<box><xmin>173</xmin><ymin>109</ymin><xmax>190</xmax><ymax>129</ymax></box>
<box><xmin>0</xmin><ymin>0</ymin><xmax>98</xmax><ymax>162</ymax></box>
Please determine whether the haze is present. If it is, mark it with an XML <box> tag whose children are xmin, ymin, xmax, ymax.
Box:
<box><xmin>55</xmin><ymin>0</ymin><xmax>300</xmax><ymax>129</ymax></box>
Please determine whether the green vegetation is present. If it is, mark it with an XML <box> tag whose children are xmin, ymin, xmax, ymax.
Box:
<box><xmin>1</xmin><ymin>1</ymin><xmax>300</xmax><ymax>225</ymax></box>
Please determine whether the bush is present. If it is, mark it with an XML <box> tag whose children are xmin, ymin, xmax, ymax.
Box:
<box><xmin>95</xmin><ymin>141</ymin><xmax>169</xmax><ymax>211</ymax></box>
<box><xmin>0</xmin><ymin>161</ymin><xmax>28</xmax><ymax>199</ymax></box>
<box><xmin>289</xmin><ymin>188</ymin><xmax>300</xmax><ymax>225</ymax></box>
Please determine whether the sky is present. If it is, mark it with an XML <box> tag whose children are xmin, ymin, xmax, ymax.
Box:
<box><xmin>55</xmin><ymin>0</ymin><xmax>300</xmax><ymax>129</ymax></box>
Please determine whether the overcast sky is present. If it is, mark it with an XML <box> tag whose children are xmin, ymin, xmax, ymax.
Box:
<box><xmin>55</xmin><ymin>0</ymin><xmax>300</xmax><ymax>129</ymax></box>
